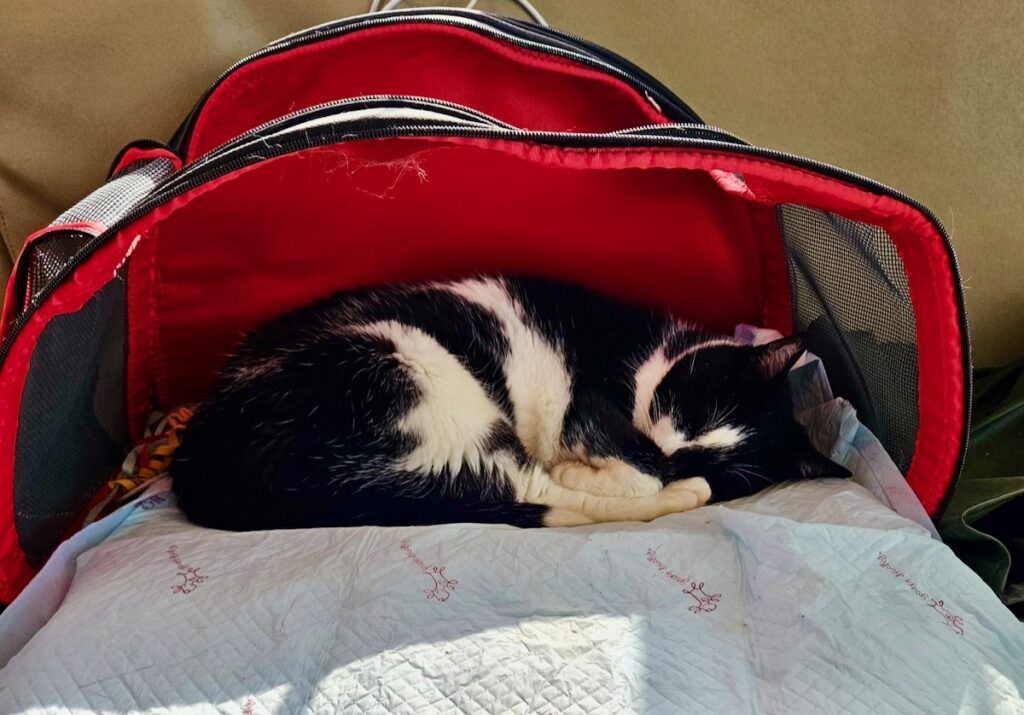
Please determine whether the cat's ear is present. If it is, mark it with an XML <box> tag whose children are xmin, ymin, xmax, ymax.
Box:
<box><xmin>795</xmin><ymin>447</ymin><xmax>852</xmax><ymax>480</ymax></box>
<box><xmin>752</xmin><ymin>334</ymin><xmax>806</xmax><ymax>382</ymax></box>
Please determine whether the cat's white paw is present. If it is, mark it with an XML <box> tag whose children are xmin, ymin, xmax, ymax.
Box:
<box><xmin>550</xmin><ymin>459</ymin><xmax>662</xmax><ymax>497</ymax></box>
<box><xmin>549</xmin><ymin>461</ymin><xmax>592</xmax><ymax>487</ymax></box>
<box><xmin>658</xmin><ymin>477</ymin><xmax>712</xmax><ymax>512</ymax></box>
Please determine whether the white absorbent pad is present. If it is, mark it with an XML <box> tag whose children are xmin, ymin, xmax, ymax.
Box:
<box><xmin>1</xmin><ymin>477</ymin><xmax>1022</xmax><ymax>714</ymax></box>
<box><xmin>1</xmin><ymin>326</ymin><xmax>1020</xmax><ymax>712</ymax></box>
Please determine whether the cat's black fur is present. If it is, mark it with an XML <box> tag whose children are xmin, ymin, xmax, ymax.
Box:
<box><xmin>172</xmin><ymin>276</ymin><xmax>849</xmax><ymax>530</ymax></box>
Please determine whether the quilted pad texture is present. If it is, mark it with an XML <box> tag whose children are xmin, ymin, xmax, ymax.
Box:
<box><xmin>2</xmin><ymin>329</ymin><xmax>1022</xmax><ymax>713</ymax></box>
<box><xmin>1</xmin><ymin>478</ymin><xmax>1022</xmax><ymax>714</ymax></box>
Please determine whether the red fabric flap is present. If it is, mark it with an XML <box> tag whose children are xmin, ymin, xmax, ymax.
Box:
<box><xmin>186</xmin><ymin>22</ymin><xmax>670</xmax><ymax>159</ymax></box>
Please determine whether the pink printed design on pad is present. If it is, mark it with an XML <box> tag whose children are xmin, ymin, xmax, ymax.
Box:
<box><xmin>400</xmin><ymin>538</ymin><xmax>458</xmax><ymax>602</ymax></box>
<box><xmin>167</xmin><ymin>544</ymin><xmax>208</xmax><ymax>594</ymax></box>
<box><xmin>647</xmin><ymin>547</ymin><xmax>721</xmax><ymax>614</ymax></box>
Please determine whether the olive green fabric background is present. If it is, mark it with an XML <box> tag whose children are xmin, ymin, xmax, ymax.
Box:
<box><xmin>940</xmin><ymin>361</ymin><xmax>1024</xmax><ymax>614</ymax></box>
<box><xmin>1</xmin><ymin>1</ymin><xmax>1021</xmax><ymax>365</ymax></box>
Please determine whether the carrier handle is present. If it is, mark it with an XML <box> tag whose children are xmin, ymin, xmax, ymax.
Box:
<box><xmin>370</xmin><ymin>0</ymin><xmax>549</xmax><ymax>26</ymax></box>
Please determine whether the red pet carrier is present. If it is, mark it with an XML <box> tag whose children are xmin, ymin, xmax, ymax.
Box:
<box><xmin>0</xmin><ymin>8</ymin><xmax>970</xmax><ymax>604</ymax></box>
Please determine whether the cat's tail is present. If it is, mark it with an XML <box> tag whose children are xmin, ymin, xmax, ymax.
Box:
<box><xmin>172</xmin><ymin>409</ymin><xmax>570</xmax><ymax>530</ymax></box>
<box><xmin>369</xmin><ymin>499</ymin><xmax>559</xmax><ymax>529</ymax></box>
<box><xmin>175</xmin><ymin>474</ymin><xmax>559</xmax><ymax>530</ymax></box>
<box><xmin>172</xmin><ymin>439</ymin><xmax>559</xmax><ymax>530</ymax></box>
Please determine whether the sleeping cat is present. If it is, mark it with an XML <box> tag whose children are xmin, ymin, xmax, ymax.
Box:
<box><xmin>171</xmin><ymin>276</ymin><xmax>849</xmax><ymax>530</ymax></box>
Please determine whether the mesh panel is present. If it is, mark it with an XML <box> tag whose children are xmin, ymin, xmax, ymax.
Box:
<box><xmin>52</xmin><ymin>157</ymin><xmax>175</xmax><ymax>227</ymax></box>
<box><xmin>26</xmin><ymin>231</ymin><xmax>92</xmax><ymax>305</ymax></box>
<box><xmin>14</xmin><ymin>277</ymin><xmax>127</xmax><ymax>566</ymax></box>
<box><xmin>778</xmin><ymin>205</ymin><xmax>919</xmax><ymax>472</ymax></box>
<box><xmin>14</xmin><ymin>156</ymin><xmax>176</xmax><ymax>314</ymax></box>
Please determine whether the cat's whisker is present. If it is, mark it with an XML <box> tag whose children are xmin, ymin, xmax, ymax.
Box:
<box><xmin>732</xmin><ymin>464</ymin><xmax>773</xmax><ymax>487</ymax></box>
<box><xmin>733</xmin><ymin>469</ymin><xmax>755</xmax><ymax>494</ymax></box>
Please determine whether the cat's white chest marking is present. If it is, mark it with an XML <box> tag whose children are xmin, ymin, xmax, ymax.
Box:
<box><xmin>447</xmin><ymin>278</ymin><xmax>573</xmax><ymax>466</ymax></box>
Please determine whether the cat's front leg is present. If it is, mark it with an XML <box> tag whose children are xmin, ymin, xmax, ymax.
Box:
<box><xmin>550</xmin><ymin>457</ymin><xmax>663</xmax><ymax>498</ymax></box>
<box><xmin>522</xmin><ymin>468</ymin><xmax>711</xmax><ymax>525</ymax></box>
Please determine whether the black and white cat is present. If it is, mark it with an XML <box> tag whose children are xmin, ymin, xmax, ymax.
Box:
<box><xmin>172</xmin><ymin>276</ymin><xmax>849</xmax><ymax>530</ymax></box>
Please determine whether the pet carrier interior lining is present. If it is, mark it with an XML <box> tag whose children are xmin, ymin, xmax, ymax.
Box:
<box><xmin>141</xmin><ymin>144</ymin><xmax>776</xmax><ymax>406</ymax></box>
<box><xmin>135</xmin><ymin>137</ymin><xmax>960</xmax><ymax>508</ymax></box>
<box><xmin>0</xmin><ymin>137</ymin><xmax>965</xmax><ymax>602</ymax></box>
<box><xmin>185</xmin><ymin>22</ymin><xmax>672</xmax><ymax>159</ymax></box>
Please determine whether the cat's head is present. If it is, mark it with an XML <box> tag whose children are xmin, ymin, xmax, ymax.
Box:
<box><xmin>644</xmin><ymin>334</ymin><xmax>851</xmax><ymax>501</ymax></box>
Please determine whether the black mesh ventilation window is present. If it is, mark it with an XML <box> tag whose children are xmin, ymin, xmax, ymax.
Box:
<box><xmin>13</xmin><ymin>155</ymin><xmax>177</xmax><ymax>316</ymax></box>
<box><xmin>778</xmin><ymin>205</ymin><xmax>919</xmax><ymax>473</ymax></box>
<box><xmin>14</xmin><ymin>276</ymin><xmax>128</xmax><ymax>566</ymax></box>
<box><xmin>20</xmin><ymin>230</ymin><xmax>92</xmax><ymax>309</ymax></box>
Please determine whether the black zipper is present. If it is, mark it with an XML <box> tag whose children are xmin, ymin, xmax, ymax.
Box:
<box><xmin>2</xmin><ymin>122</ymin><xmax>970</xmax><ymax>518</ymax></box>
<box><xmin>493</xmin><ymin>14</ymin><xmax>700</xmax><ymax>118</ymax></box>
<box><xmin>169</xmin><ymin>8</ymin><xmax>700</xmax><ymax>155</ymax></box>
<box><xmin>172</xmin><ymin>101</ymin><xmax>742</xmax><ymax>198</ymax></box>
<box><xmin>270</xmin><ymin>9</ymin><xmax>700</xmax><ymax>122</ymax></box>
<box><xmin>159</xmin><ymin>123</ymin><xmax>748</xmax><ymax>204</ymax></box>
<box><xmin>411</xmin><ymin>10</ymin><xmax>699</xmax><ymax>120</ymax></box>
<box><xmin>610</xmin><ymin>123</ymin><xmax>746</xmax><ymax>144</ymax></box>
<box><xmin>184</xmin><ymin>95</ymin><xmax>515</xmax><ymax>169</ymax></box>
